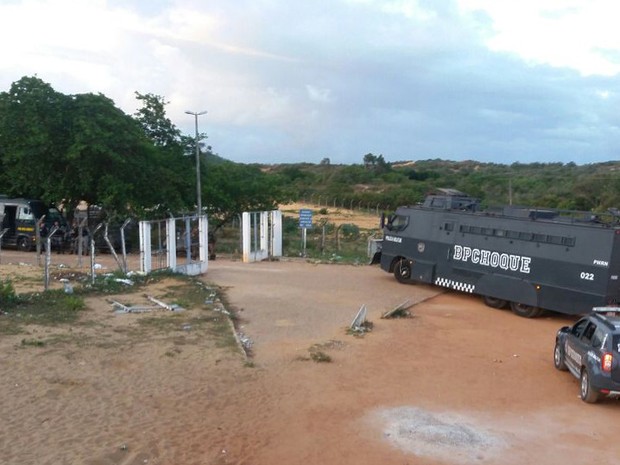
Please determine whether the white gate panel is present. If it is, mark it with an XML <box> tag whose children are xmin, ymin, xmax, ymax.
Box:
<box><xmin>241</xmin><ymin>210</ymin><xmax>282</xmax><ymax>263</ymax></box>
<box><xmin>139</xmin><ymin>215</ymin><xmax>208</xmax><ymax>276</ymax></box>
<box><xmin>270</xmin><ymin>210</ymin><xmax>282</xmax><ymax>257</ymax></box>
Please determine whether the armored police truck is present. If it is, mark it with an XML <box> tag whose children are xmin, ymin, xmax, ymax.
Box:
<box><xmin>0</xmin><ymin>197</ymin><xmax>67</xmax><ymax>251</ymax></box>
<box><xmin>377</xmin><ymin>189</ymin><xmax>620</xmax><ymax>318</ymax></box>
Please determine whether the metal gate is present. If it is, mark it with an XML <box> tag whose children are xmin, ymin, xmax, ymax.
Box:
<box><xmin>139</xmin><ymin>215</ymin><xmax>209</xmax><ymax>275</ymax></box>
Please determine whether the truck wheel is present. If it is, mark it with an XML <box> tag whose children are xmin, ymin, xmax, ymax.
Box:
<box><xmin>553</xmin><ymin>341</ymin><xmax>568</xmax><ymax>371</ymax></box>
<box><xmin>17</xmin><ymin>237</ymin><xmax>32</xmax><ymax>252</ymax></box>
<box><xmin>510</xmin><ymin>301</ymin><xmax>543</xmax><ymax>318</ymax></box>
<box><xmin>580</xmin><ymin>369</ymin><xmax>599</xmax><ymax>403</ymax></box>
<box><xmin>483</xmin><ymin>296</ymin><xmax>508</xmax><ymax>309</ymax></box>
<box><xmin>394</xmin><ymin>259</ymin><xmax>412</xmax><ymax>284</ymax></box>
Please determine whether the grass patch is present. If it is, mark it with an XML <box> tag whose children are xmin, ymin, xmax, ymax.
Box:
<box><xmin>0</xmin><ymin>290</ymin><xmax>86</xmax><ymax>335</ymax></box>
<box><xmin>1</xmin><ymin>270</ymin><xmax>242</xmax><ymax>358</ymax></box>
<box><xmin>300</xmin><ymin>340</ymin><xmax>345</xmax><ymax>363</ymax></box>
<box><xmin>1</xmin><ymin>278</ymin><xmax>18</xmax><ymax>303</ymax></box>
<box><xmin>309</xmin><ymin>350</ymin><xmax>332</xmax><ymax>363</ymax></box>
<box><xmin>21</xmin><ymin>338</ymin><xmax>46</xmax><ymax>347</ymax></box>
<box><xmin>164</xmin><ymin>347</ymin><xmax>182</xmax><ymax>357</ymax></box>
<box><xmin>158</xmin><ymin>280</ymin><xmax>210</xmax><ymax>309</ymax></box>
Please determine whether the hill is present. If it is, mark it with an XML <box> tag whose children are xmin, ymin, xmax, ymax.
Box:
<box><xmin>268</xmin><ymin>159</ymin><xmax>620</xmax><ymax>212</ymax></box>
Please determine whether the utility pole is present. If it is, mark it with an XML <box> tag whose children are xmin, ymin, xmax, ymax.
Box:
<box><xmin>185</xmin><ymin>110</ymin><xmax>207</xmax><ymax>216</ymax></box>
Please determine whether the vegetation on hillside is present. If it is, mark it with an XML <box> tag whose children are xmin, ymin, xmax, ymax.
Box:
<box><xmin>270</xmin><ymin>158</ymin><xmax>620</xmax><ymax>213</ymax></box>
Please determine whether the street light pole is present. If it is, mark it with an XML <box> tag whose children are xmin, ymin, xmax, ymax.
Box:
<box><xmin>185</xmin><ymin>110</ymin><xmax>207</xmax><ymax>216</ymax></box>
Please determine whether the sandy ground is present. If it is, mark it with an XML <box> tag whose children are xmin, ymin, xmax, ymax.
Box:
<box><xmin>280</xmin><ymin>202</ymin><xmax>382</xmax><ymax>230</ymax></box>
<box><xmin>1</xmin><ymin>250</ymin><xmax>620</xmax><ymax>465</ymax></box>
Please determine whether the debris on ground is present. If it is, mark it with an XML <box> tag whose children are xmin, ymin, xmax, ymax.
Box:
<box><xmin>348</xmin><ymin>304</ymin><xmax>373</xmax><ymax>336</ymax></box>
<box><xmin>205</xmin><ymin>292</ymin><xmax>217</xmax><ymax>304</ymax></box>
<box><xmin>109</xmin><ymin>295</ymin><xmax>184</xmax><ymax>314</ymax></box>
<box><xmin>146</xmin><ymin>295</ymin><xmax>185</xmax><ymax>312</ymax></box>
<box><xmin>236</xmin><ymin>330</ymin><xmax>253</xmax><ymax>352</ymax></box>
<box><xmin>382</xmin><ymin>299</ymin><xmax>415</xmax><ymax>319</ymax></box>
<box><xmin>59</xmin><ymin>278</ymin><xmax>73</xmax><ymax>294</ymax></box>
<box><xmin>110</xmin><ymin>300</ymin><xmax>159</xmax><ymax>314</ymax></box>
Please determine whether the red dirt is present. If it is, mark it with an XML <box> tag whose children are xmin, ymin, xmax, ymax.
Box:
<box><xmin>1</xmin><ymin>251</ymin><xmax>619</xmax><ymax>465</ymax></box>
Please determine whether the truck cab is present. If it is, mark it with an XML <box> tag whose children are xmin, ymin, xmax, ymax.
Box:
<box><xmin>0</xmin><ymin>197</ymin><xmax>67</xmax><ymax>251</ymax></box>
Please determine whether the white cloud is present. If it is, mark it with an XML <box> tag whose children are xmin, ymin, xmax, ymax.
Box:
<box><xmin>457</xmin><ymin>0</ymin><xmax>620</xmax><ymax>76</ymax></box>
<box><xmin>306</xmin><ymin>85</ymin><xmax>333</xmax><ymax>103</ymax></box>
<box><xmin>0</xmin><ymin>0</ymin><xmax>618</xmax><ymax>165</ymax></box>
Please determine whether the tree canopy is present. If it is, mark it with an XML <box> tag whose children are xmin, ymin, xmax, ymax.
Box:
<box><xmin>0</xmin><ymin>76</ymin><xmax>288</xmax><ymax>223</ymax></box>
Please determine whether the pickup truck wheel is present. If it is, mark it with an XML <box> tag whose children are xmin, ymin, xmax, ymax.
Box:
<box><xmin>553</xmin><ymin>341</ymin><xmax>568</xmax><ymax>371</ymax></box>
<box><xmin>580</xmin><ymin>369</ymin><xmax>600</xmax><ymax>403</ymax></box>
<box><xmin>394</xmin><ymin>259</ymin><xmax>412</xmax><ymax>284</ymax></box>
<box><xmin>17</xmin><ymin>236</ymin><xmax>32</xmax><ymax>252</ymax></box>
<box><xmin>510</xmin><ymin>301</ymin><xmax>543</xmax><ymax>318</ymax></box>
<box><xmin>483</xmin><ymin>296</ymin><xmax>508</xmax><ymax>309</ymax></box>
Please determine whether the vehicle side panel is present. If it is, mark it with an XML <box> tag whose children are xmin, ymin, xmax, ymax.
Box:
<box><xmin>380</xmin><ymin>206</ymin><xmax>620</xmax><ymax>315</ymax></box>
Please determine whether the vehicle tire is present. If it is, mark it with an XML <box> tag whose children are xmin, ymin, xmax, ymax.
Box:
<box><xmin>17</xmin><ymin>236</ymin><xmax>32</xmax><ymax>252</ymax></box>
<box><xmin>483</xmin><ymin>296</ymin><xmax>508</xmax><ymax>309</ymax></box>
<box><xmin>553</xmin><ymin>341</ymin><xmax>568</xmax><ymax>371</ymax></box>
<box><xmin>580</xmin><ymin>369</ymin><xmax>599</xmax><ymax>403</ymax></box>
<box><xmin>394</xmin><ymin>258</ymin><xmax>412</xmax><ymax>284</ymax></box>
<box><xmin>510</xmin><ymin>301</ymin><xmax>543</xmax><ymax>318</ymax></box>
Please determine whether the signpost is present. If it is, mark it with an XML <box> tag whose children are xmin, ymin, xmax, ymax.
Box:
<box><xmin>299</xmin><ymin>209</ymin><xmax>313</xmax><ymax>256</ymax></box>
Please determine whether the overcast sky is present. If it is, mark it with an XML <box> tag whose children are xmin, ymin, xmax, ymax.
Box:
<box><xmin>1</xmin><ymin>0</ymin><xmax>619</xmax><ymax>165</ymax></box>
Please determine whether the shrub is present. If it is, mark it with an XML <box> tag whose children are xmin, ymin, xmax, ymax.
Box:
<box><xmin>339</xmin><ymin>223</ymin><xmax>360</xmax><ymax>239</ymax></box>
<box><xmin>0</xmin><ymin>279</ymin><xmax>17</xmax><ymax>304</ymax></box>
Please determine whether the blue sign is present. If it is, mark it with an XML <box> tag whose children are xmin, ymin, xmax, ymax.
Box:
<box><xmin>299</xmin><ymin>209</ymin><xmax>313</xmax><ymax>228</ymax></box>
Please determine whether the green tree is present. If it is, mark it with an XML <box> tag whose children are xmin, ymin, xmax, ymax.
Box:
<box><xmin>205</xmin><ymin>160</ymin><xmax>289</xmax><ymax>229</ymax></box>
<box><xmin>363</xmin><ymin>153</ymin><xmax>389</xmax><ymax>173</ymax></box>
<box><xmin>64</xmin><ymin>92</ymin><xmax>160</xmax><ymax>215</ymax></box>
<box><xmin>134</xmin><ymin>92</ymin><xmax>182</xmax><ymax>149</ymax></box>
<box><xmin>0</xmin><ymin>76</ymin><xmax>72</xmax><ymax>202</ymax></box>
<box><xmin>132</xmin><ymin>92</ymin><xmax>196</xmax><ymax>215</ymax></box>
<box><xmin>0</xmin><ymin>77</ymin><xmax>189</xmax><ymax>218</ymax></box>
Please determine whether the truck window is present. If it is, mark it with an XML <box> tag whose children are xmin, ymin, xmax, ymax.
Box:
<box><xmin>386</xmin><ymin>214</ymin><xmax>409</xmax><ymax>232</ymax></box>
<box><xmin>430</xmin><ymin>198</ymin><xmax>445</xmax><ymax>209</ymax></box>
<box><xmin>17</xmin><ymin>206</ymin><xmax>34</xmax><ymax>221</ymax></box>
<box><xmin>591</xmin><ymin>327</ymin><xmax>606</xmax><ymax>349</ymax></box>
<box><xmin>581</xmin><ymin>322</ymin><xmax>596</xmax><ymax>344</ymax></box>
<box><xmin>571</xmin><ymin>319</ymin><xmax>589</xmax><ymax>338</ymax></box>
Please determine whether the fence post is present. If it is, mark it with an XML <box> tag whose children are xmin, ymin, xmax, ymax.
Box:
<box><xmin>336</xmin><ymin>224</ymin><xmax>343</xmax><ymax>251</ymax></box>
<box><xmin>44</xmin><ymin>225</ymin><xmax>60</xmax><ymax>291</ymax></box>
<box><xmin>118</xmin><ymin>218</ymin><xmax>131</xmax><ymax>272</ymax></box>
<box><xmin>0</xmin><ymin>228</ymin><xmax>8</xmax><ymax>265</ymax></box>
<box><xmin>90</xmin><ymin>223</ymin><xmax>103</xmax><ymax>285</ymax></box>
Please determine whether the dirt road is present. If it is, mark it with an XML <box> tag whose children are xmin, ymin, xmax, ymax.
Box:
<box><xmin>1</xmin><ymin>251</ymin><xmax>619</xmax><ymax>465</ymax></box>
<box><xmin>207</xmin><ymin>259</ymin><xmax>619</xmax><ymax>465</ymax></box>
